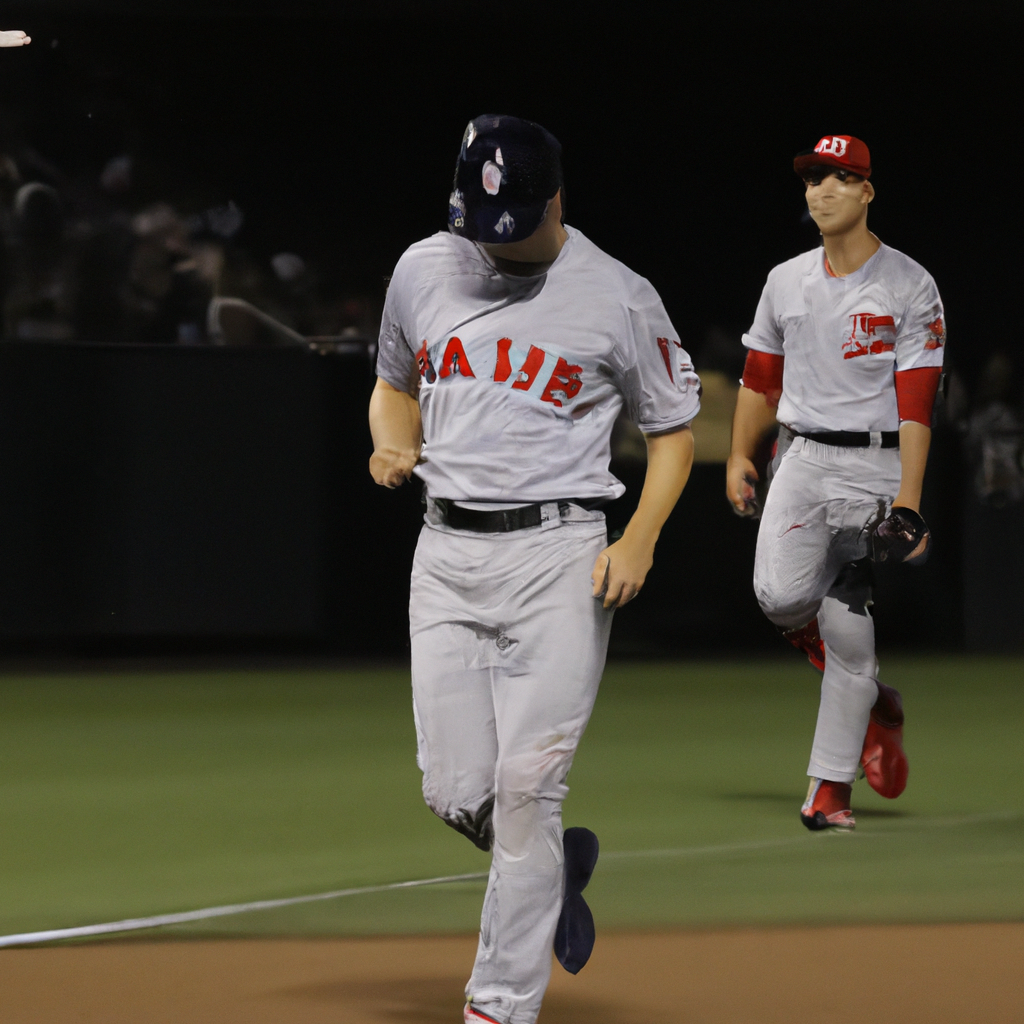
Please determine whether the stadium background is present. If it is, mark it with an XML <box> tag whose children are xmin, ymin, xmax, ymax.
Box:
<box><xmin>0</xmin><ymin>4</ymin><xmax>1022</xmax><ymax>1023</ymax></box>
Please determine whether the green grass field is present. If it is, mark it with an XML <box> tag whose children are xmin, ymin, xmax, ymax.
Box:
<box><xmin>1</xmin><ymin>657</ymin><xmax>1022</xmax><ymax>943</ymax></box>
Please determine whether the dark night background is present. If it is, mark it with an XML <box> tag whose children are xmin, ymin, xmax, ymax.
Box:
<box><xmin>3</xmin><ymin>4</ymin><xmax>1019</xmax><ymax>364</ymax></box>
<box><xmin>0</xmin><ymin>3</ymin><xmax>1020</xmax><ymax>658</ymax></box>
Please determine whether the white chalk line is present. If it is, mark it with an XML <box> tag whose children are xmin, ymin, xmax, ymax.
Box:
<box><xmin>2</xmin><ymin>809</ymin><xmax>1019</xmax><ymax>949</ymax></box>
<box><xmin>601</xmin><ymin>809</ymin><xmax>1023</xmax><ymax>862</ymax></box>
<box><xmin>0</xmin><ymin>872</ymin><xmax>488</xmax><ymax>950</ymax></box>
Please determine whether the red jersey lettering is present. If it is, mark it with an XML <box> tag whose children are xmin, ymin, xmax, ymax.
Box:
<box><xmin>493</xmin><ymin>337</ymin><xmax>513</xmax><ymax>382</ymax></box>
<box><xmin>415</xmin><ymin>339</ymin><xmax>437</xmax><ymax>383</ymax></box>
<box><xmin>844</xmin><ymin>313</ymin><xmax>896</xmax><ymax>359</ymax></box>
<box><xmin>657</xmin><ymin>337</ymin><xmax>674</xmax><ymax>382</ymax></box>
<box><xmin>540</xmin><ymin>357</ymin><xmax>583</xmax><ymax>407</ymax></box>
<box><xmin>438</xmin><ymin>336</ymin><xmax>475</xmax><ymax>378</ymax></box>
<box><xmin>511</xmin><ymin>345</ymin><xmax>547</xmax><ymax>391</ymax></box>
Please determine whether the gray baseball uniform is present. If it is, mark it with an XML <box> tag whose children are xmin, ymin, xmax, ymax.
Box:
<box><xmin>377</xmin><ymin>225</ymin><xmax>700</xmax><ymax>1024</ymax></box>
<box><xmin>743</xmin><ymin>242</ymin><xmax>944</xmax><ymax>782</ymax></box>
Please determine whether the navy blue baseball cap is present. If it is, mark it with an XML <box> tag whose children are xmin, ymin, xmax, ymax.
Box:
<box><xmin>448</xmin><ymin>114</ymin><xmax>563</xmax><ymax>244</ymax></box>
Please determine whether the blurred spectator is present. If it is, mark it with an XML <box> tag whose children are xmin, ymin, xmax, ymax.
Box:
<box><xmin>611</xmin><ymin>325</ymin><xmax>743</xmax><ymax>465</ymax></box>
<box><xmin>0</xmin><ymin>125</ymin><xmax>377</xmax><ymax>348</ymax></box>
<box><xmin>4</xmin><ymin>182</ymin><xmax>77</xmax><ymax>340</ymax></box>
<box><xmin>697</xmin><ymin>324</ymin><xmax>746</xmax><ymax>382</ymax></box>
<box><xmin>963</xmin><ymin>350</ymin><xmax>1024</xmax><ymax>507</ymax></box>
<box><xmin>689</xmin><ymin>325</ymin><xmax>746</xmax><ymax>464</ymax></box>
<box><xmin>123</xmin><ymin>202</ymin><xmax>218</xmax><ymax>344</ymax></box>
<box><xmin>99</xmin><ymin>154</ymin><xmax>133</xmax><ymax>196</ymax></box>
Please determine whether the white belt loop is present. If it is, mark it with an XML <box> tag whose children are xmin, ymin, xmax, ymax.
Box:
<box><xmin>539</xmin><ymin>501</ymin><xmax>562</xmax><ymax>530</ymax></box>
<box><xmin>869</xmin><ymin>431</ymin><xmax>882</xmax><ymax>448</ymax></box>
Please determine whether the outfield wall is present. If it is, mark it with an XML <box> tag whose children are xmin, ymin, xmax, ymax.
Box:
<box><xmin>0</xmin><ymin>341</ymin><xmax>1009</xmax><ymax>657</ymax></box>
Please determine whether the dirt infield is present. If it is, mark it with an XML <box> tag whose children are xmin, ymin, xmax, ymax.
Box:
<box><xmin>2</xmin><ymin>923</ymin><xmax>1021</xmax><ymax>1023</ymax></box>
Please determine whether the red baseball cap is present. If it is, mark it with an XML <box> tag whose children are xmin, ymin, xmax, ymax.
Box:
<box><xmin>793</xmin><ymin>135</ymin><xmax>871</xmax><ymax>179</ymax></box>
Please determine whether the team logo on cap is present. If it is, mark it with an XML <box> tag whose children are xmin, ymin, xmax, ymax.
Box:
<box><xmin>448</xmin><ymin>190</ymin><xmax>467</xmax><ymax>230</ymax></box>
<box><xmin>482</xmin><ymin>149</ymin><xmax>505</xmax><ymax>196</ymax></box>
<box><xmin>493</xmin><ymin>211</ymin><xmax>515</xmax><ymax>236</ymax></box>
<box><xmin>815</xmin><ymin>137</ymin><xmax>849</xmax><ymax>158</ymax></box>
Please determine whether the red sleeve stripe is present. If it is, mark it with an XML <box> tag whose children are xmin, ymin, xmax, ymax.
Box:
<box><xmin>741</xmin><ymin>349</ymin><xmax>784</xmax><ymax>407</ymax></box>
<box><xmin>895</xmin><ymin>366</ymin><xmax>942</xmax><ymax>425</ymax></box>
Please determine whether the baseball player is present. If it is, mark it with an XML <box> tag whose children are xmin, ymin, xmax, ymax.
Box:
<box><xmin>726</xmin><ymin>135</ymin><xmax>945</xmax><ymax>830</ymax></box>
<box><xmin>369</xmin><ymin>114</ymin><xmax>700</xmax><ymax>1024</ymax></box>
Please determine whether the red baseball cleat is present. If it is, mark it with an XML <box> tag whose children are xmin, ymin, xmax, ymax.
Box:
<box><xmin>800</xmin><ymin>778</ymin><xmax>855</xmax><ymax>831</ymax></box>
<box><xmin>781</xmin><ymin>618</ymin><xmax>826</xmax><ymax>671</ymax></box>
<box><xmin>860</xmin><ymin>682</ymin><xmax>908</xmax><ymax>799</ymax></box>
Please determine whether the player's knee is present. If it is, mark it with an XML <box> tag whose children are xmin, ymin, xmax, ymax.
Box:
<box><xmin>494</xmin><ymin>747</ymin><xmax>571</xmax><ymax>816</ymax></box>
<box><xmin>422</xmin><ymin>781</ymin><xmax>495</xmax><ymax>852</ymax></box>
<box><xmin>754</xmin><ymin>575</ymin><xmax>819</xmax><ymax>628</ymax></box>
<box><xmin>821</xmin><ymin>635</ymin><xmax>876</xmax><ymax>678</ymax></box>
<box><xmin>491</xmin><ymin>753</ymin><xmax>567</xmax><ymax>866</ymax></box>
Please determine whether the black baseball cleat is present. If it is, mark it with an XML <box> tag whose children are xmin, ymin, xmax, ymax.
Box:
<box><xmin>553</xmin><ymin>826</ymin><xmax>599</xmax><ymax>974</ymax></box>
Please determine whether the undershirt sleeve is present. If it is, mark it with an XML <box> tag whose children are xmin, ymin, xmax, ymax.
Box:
<box><xmin>895</xmin><ymin>366</ymin><xmax>942</xmax><ymax>426</ymax></box>
<box><xmin>741</xmin><ymin>350</ymin><xmax>784</xmax><ymax>408</ymax></box>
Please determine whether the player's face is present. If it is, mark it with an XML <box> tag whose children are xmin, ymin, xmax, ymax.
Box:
<box><xmin>803</xmin><ymin>168</ymin><xmax>874</xmax><ymax>236</ymax></box>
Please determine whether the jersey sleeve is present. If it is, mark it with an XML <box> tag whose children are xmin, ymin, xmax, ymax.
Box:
<box><xmin>741</xmin><ymin>274</ymin><xmax>785</xmax><ymax>355</ymax></box>
<box><xmin>621</xmin><ymin>283</ymin><xmax>701</xmax><ymax>434</ymax></box>
<box><xmin>375</xmin><ymin>258</ymin><xmax>419</xmax><ymax>395</ymax></box>
<box><xmin>894</xmin><ymin>272</ymin><xmax>945</xmax><ymax>371</ymax></box>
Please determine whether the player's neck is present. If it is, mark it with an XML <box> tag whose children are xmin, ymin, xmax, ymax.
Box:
<box><xmin>480</xmin><ymin>193</ymin><xmax>568</xmax><ymax>276</ymax></box>
<box><xmin>481</xmin><ymin>223</ymin><xmax>568</xmax><ymax>276</ymax></box>
<box><xmin>821</xmin><ymin>225</ymin><xmax>880</xmax><ymax>277</ymax></box>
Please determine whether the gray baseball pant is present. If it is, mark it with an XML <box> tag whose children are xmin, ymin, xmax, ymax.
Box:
<box><xmin>753</xmin><ymin>436</ymin><xmax>902</xmax><ymax>783</ymax></box>
<box><xmin>409</xmin><ymin>503</ymin><xmax>612</xmax><ymax>1024</ymax></box>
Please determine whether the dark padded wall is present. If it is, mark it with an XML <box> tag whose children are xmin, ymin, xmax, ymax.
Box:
<box><xmin>0</xmin><ymin>343</ymin><xmax>980</xmax><ymax>656</ymax></box>
<box><xmin>0</xmin><ymin>342</ymin><xmax>418</xmax><ymax>654</ymax></box>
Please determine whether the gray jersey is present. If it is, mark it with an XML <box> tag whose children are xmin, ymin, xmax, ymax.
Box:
<box><xmin>377</xmin><ymin>226</ymin><xmax>700</xmax><ymax>502</ymax></box>
<box><xmin>742</xmin><ymin>242</ymin><xmax>945</xmax><ymax>434</ymax></box>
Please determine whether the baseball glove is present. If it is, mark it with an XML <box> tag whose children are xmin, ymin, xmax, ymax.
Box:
<box><xmin>871</xmin><ymin>506</ymin><xmax>929</xmax><ymax>563</ymax></box>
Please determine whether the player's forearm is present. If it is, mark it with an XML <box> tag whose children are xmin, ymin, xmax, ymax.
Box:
<box><xmin>368</xmin><ymin>376</ymin><xmax>422</xmax><ymax>488</ymax></box>
<box><xmin>369</xmin><ymin>377</ymin><xmax>422</xmax><ymax>456</ymax></box>
<box><xmin>893</xmin><ymin>420</ymin><xmax>931</xmax><ymax>512</ymax></box>
<box><xmin>621</xmin><ymin>426</ymin><xmax>694</xmax><ymax>549</ymax></box>
<box><xmin>729</xmin><ymin>386</ymin><xmax>778</xmax><ymax>461</ymax></box>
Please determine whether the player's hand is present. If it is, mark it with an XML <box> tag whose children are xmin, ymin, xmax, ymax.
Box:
<box><xmin>591</xmin><ymin>536</ymin><xmax>654</xmax><ymax>610</ymax></box>
<box><xmin>0</xmin><ymin>31</ymin><xmax>30</xmax><ymax>46</ymax></box>
<box><xmin>369</xmin><ymin>446</ymin><xmax>422</xmax><ymax>488</ymax></box>
<box><xmin>871</xmin><ymin>505</ymin><xmax>930</xmax><ymax>563</ymax></box>
<box><xmin>726</xmin><ymin>454</ymin><xmax>759</xmax><ymax>516</ymax></box>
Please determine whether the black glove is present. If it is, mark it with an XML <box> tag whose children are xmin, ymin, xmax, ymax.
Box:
<box><xmin>871</xmin><ymin>506</ymin><xmax>929</xmax><ymax>563</ymax></box>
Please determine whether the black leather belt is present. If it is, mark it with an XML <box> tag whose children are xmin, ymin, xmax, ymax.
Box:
<box><xmin>796</xmin><ymin>430</ymin><xmax>900</xmax><ymax>449</ymax></box>
<box><xmin>434</xmin><ymin>499</ymin><xmax>594</xmax><ymax>533</ymax></box>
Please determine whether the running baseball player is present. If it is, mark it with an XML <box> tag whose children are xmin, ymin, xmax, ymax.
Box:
<box><xmin>726</xmin><ymin>135</ymin><xmax>945</xmax><ymax>830</ymax></box>
<box><xmin>369</xmin><ymin>114</ymin><xmax>700</xmax><ymax>1024</ymax></box>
